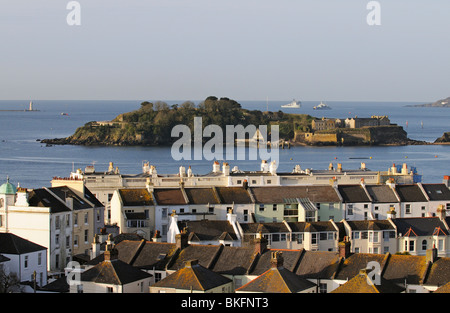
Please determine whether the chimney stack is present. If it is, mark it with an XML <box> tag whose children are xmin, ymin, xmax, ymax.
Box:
<box><xmin>270</xmin><ymin>251</ymin><xmax>284</xmax><ymax>269</ymax></box>
<box><xmin>91</xmin><ymin>234</ymin><xmax>101</xmax><ymax>259</ymax></box>
<box><xmin>338</xmin><ymin>237</ymin><xmax>351</xmax><ymax>259</ymax></box>
<box><xmin>253</xmin><ymin>232</ymin><xmax>268</xmax><ymax>255</ymax></box>
<box><xmin>152</xmin><ymin>230</ymin><xmax>162</xmax><ymax>242</ymax></box>
<box><xmin>437</xmin><ymin>204</ymin><xmax>446</xmax><ymax>221</ymax></box>
<box><xmin>104</xmin><ymin>243</ymin><xmax>119</xmax><ymax>262</ymax></box>
<box><xmin>443</xmin><ymin>176</ymin><xmax>450</xmax><ymax>189</ymax></box>
<box><xmin>426</xmin><ymin>245</ymin><xmax>438</xmax><ymax>264</ymax></box>
<box><xmin>213</xmin><ymin>161</ymin><xmax>221</xmax><ymax>173</ymax></box>
<box><xmin>387</xmin><ymin>206</ymin><xmax>397</xmax><ymax>219</ymax></box>
<box><xmin>176</xmin><ymin>227</ymin><xmax>189</xmax><ymax>250</ymax></box>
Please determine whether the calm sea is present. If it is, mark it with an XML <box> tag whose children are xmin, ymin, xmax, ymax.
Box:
<box><xmin>0</xmin><ymin>99</ymin><xmax>449</xmax><ymax>188</ymax></box>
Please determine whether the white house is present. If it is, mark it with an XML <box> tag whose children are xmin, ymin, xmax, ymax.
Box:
<box><xmin>0</xmin><ymin>232</ymin><xmax>48</xmax><ymax>289</ymax></box>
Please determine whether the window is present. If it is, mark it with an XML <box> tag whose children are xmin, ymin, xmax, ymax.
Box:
<box><xmin>252</xmin><ymin>180</ymin><xmax>257</xmax><ymax>184</ymax></box>
<box><xmin>347</xmin><ymin>208</ymin><xmax>353</xmax><ymax>216</ymax></box>
<box><xmin>369</xmin><ymin>232</ymin><xmax>379</xmax><ymax>243</ymax></box>
<box><xmin>374</xmin><ymin>206</ymin><xmax>379</xmax><ymax>211</ymax></box>
<box><xmin>84</xmin><ymin>213</ymin><xmax>89</xmax><ymax>224</ymax></box>
<box><xmin>294</xmin><ymin>233</ymin><xmax>303</xmax><ymax>244</ymax></box>
<box><xmin>272</xmin><ymin>204</ymin><xmax>277</xmax><ymax>211</ymax></box>
<box><xmin>422</xmin><ymin>240</ymin><xmax>427</xmax><ymax>250</ymax></box>
<box><xmin>361</xmin><ymin>231</ymin><xmax>368</xmax><ymax>240</ymax></box>
<box><xmin>364</xmin><ymin>204</ymin><xmax>368</xmax><ymax>209</ymax></box>
<box><xmin>328</xmin><ymin>232</ymin><xmax>334</xmax><ymax>240</ymax></box>
<box><xmin>311</xmin><ymin>233</ymin><xmax>318</xmax><ymax>245</ymax></box>
<box><xmin>74</xmin><ymin>213</ymin><xmax>78</xmax><ymax>226</ymax></box>
<box><xmin>38</xmin><ymin>253</ymin><xmax>42</xmax><ymax>266</ymax></box>
<box><xmin>320</xmin><ymin>233</ymin><xmax>328</xmax><ymax>241</ymax></box>
<box><xmin>353</xmin><ymin>232</ymin><xmax>360</xmax><ymax>240</ymax></box>
<box><xmin>439</xmin><ymin>239</ymin><xmax>444</xmax><ymax>251</ymax></box>
<box><xmin>74</xmin><ymin>235</ymin><xmax>79</xmax><ymax>247</ymax></box>
<box><xmin>55</xmin><ymin>234</ymin><xmax>60</xmax><ymax>246</ymax></box>
<box><xmin>84</xmin><ymin>230</ymin><xmax>88</xmax><ymax>243</ymax></box>
<box><xmin>66</xmin><ymin>215</ymin><xmax>70</xmax><ymax>226</ymax></box>
<box><xmin>66</xmin><ymin>236</ymin><xmax>70</xmax><ymax>248</ymax></box>
<box><xmin>405</xmin><ymin>204</ymin><xmax>411</xmax><ymax>214</ymax></box>
<box><xmin>24</xmin><ymin>256</ymin><xmax>29</xmax><ymax>268</ymax></box>
<box><xmin>162</xmin><ymin>208</ymin><xmax>168</xmax><ymax>218</ymax></box>
<box><xmin>208</xmin><ymin>206</ymin><xmax>214</xmax><ymax>214</ymax></box>
<box><xmin>155</xmin><ymin>272</ymin><xmax>162</xmax><ymax>283</ymax></box>
<box><xmin>409</xmin><ymin>240</ymin><xmax>415</xmax><ymax>252</ymax></box>
<box><xmin>259</xmin><ymin>204</ymin><xmax>265</xmax><ymax>212</ymax></box>
<box><xmin>272</xmin><ymin>234</ymin><xmax>280</xmax><ymax>242</ymax></box>
<box><xmin>107</xmin><ymin>286</ymin><xmax>113</xmax><ymax>293</ymax></box>
<box><xmin>55</xmin><ymin>216</ymin><xmax>60</xmax><ymax>229</ymax></box>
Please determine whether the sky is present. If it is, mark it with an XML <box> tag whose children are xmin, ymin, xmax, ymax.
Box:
<box><xmin>0</xmin><ymin>0</ymin><xmax>449</xmax><ymax>102</ymax></box>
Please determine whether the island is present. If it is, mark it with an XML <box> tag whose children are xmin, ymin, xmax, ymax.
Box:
<box><xmin>41</xmin><ymin>96</ymin><xmax>424</xmax><ymax>147</ymax></box>
<box><xmin>435</xmin><ymin>132</ymin><xmax>450</xmax><ymax>143</ymax></box>
<box><xmin>406</xmin><ymin>97</ymin><xmax>450</xmax><ymax>108</ymax></box>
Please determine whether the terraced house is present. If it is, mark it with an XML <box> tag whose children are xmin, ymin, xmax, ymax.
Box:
<box><xmin>66</xmin><ymin>230</ymin><xmax>450</xmax><ymax>293</ymax></box>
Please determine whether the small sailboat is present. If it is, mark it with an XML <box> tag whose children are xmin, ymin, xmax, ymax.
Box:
<box><xmin>281</xmin><ymin>99</ymin><xmax>301</xmax><ymax>108</ymax></box>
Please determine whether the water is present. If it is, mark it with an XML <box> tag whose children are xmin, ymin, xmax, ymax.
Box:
<box><xmin>0</xmin><ymin>99</ymin><xmax>449</xmax><ymax>188</ymax></box>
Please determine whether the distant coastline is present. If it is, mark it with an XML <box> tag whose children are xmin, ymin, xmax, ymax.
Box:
<box><xmin>405</xmin><ymin>96</ymin><xmax>450</xmax><ymax>108</ymax></box>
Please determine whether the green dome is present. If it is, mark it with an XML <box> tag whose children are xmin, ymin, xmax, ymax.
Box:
<box><xmin>0</xmin><ymin>177</ymin><xmax>17</xmax><ymax>195</ymax></box>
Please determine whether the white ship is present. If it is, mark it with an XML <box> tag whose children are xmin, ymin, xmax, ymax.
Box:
<box><xmin>281</xmin><ymin>99</ymin><xmax>301</xmax><ymax>108</ymax></box>
<box><xmin>313</xmin><ymin>101</ymin><xmax>332</xmax><ymax>110</ymax></box>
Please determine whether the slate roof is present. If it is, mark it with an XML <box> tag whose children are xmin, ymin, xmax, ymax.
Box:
<box><xmin>167</xmin><ymin>244</ymin><xmax>223</xmax><ymax>272</ymax></box>
<box><xmin>49</xmin><ymin>186</ymin><xmax>97</xmax><ymax>211</ymax></box>
<box><xmin>27</xmin><ymin>188</ymin><xmax>71</xmax><ymax>213</ymax></box>
<box><xmin>152</xmin><ymin>188</ymin><xmax>187</xmax><ymax>205</ymax></box>
<box><xmin>0</xmin><ymin>233</ymin><xmax>47</xmax><ymax>255</ymax></box>
<box><xmin>423</xmin><ymin>257</ymin><xmax>450</xmax><ymax>287</ymax></box>
<box><xmin>337</xmin><ymin>185</ymin><xmax>371</xmax><ymax>203</ymax></box>
<box><xmin>395</xmin><ymin>185</ymin><xmax>428</xmax><ymax>202</ymax></box>
<box><xmin>391</xmin><ymin>217</ymin><xmax>449</xmax><ymax>237</ymax></box>
<box><xmin>237</xmin><ymin>266</ymin><xmax>316</xmax><ymax>293</ymax></box>
<box><xmin>250</xmin><ymin>186</ymin><xmax>341</xmax><ymax>204</ymax></box>
<box><xmin>250</xmin><ymin>249</ymin><xmax>303</xmax><ymax>276</ymax></box>
<box><xmin>365</xmin><ymin>185</ymin><xmax>399</xmax><ymax>203</ymax></box>
<box><xmin>421</xmin><ymin>184</ymin><xmax>450</xmax><ymax>201</ymax></box>
<box><xmin>295</xmin><ymin>250</ymin><xmax>341</xmax><ymax>279</ymax></box>
<box><xmin>152</xmin><ymin>260</ymin><xmax>231</xmax><ymax>291</ymax></box>
<box><xmin>178</xmin><ymin>220</ymin><xmax>239</xmax><ymax>242</ymax></box>
<box><xmin>240</xmin><ymin>222</ymin><xmax>290</xmax><ymax>234</ymax></box>
<box><xmin>382</xmin><ymin>254</ymin><xmax>428</xmax><ymax>285</ymax></box>
<box><xmin>215</xmin><ymin>187</ymin><xmax>253</xmax><ymax>204</ymax></box>
<box><xmin>333</xmin><ymin>253</ymin><xmax>389</xmax><ymax>281</ymax></box>
<box><xmin>209</xmin><ymin>246</ymin><xmax>256</xmax><ymax>275</ymax></box>
<box><xmin>80</xmin><ymin>259</ymin><xmax>152</xmax><ymax>285</ymax></box>
<box><xmin>88</xmin><ymin>240</ymin><xmax>177</xmax><ymax>271</ymax></box>
<box><xmin>118</xmin><ymin>188</ymin><xmax>153</xmax><ymax>206</ymax></box>
<box><xmin>331</xmin><ymin>269</ymin><xmax>405</xmax><ymax>293</ymax></box>
<box><xmin>345</xmin><ymin>220</ymin><xmax>395</xmax><ymax>231</ymax></box>
<box><xmin>184</xmin><ymin>188</ymin><xmax>220</xmax><ymax>204</ymax></box>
